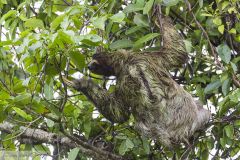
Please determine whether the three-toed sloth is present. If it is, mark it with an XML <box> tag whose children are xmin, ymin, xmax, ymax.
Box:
<box><xmin>64</xmin><ymin>16</ymin><xmax>211</xmax><ymax>147</ymax></box>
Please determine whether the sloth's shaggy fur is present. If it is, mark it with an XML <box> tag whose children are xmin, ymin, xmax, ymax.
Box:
<box><xmin>64</xmin><ymin>17</ymin><xmax>211</xmax><ymax>147</ymax></box>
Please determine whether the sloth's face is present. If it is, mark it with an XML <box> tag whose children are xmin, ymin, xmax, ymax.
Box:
<box><xmin>88</xmin><ymin>53</ymin><xmax>115</xmax><ymax>76</ymax></box>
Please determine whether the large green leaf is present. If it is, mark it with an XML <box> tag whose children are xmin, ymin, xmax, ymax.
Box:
<box><xmin>134</xmin><ymin>33</ymin><xmax>159</xmax><ymax>47</ymax></box>
<box><xmin>133</xmin><ymin>14</ymin><xmax>149</xmax><ymax>27</ymax></box>
<box><xmin>224</xmin><ymin>125</ymin><xmax>234</xmax><ymax>139</ymax></box>
<box><xmin>125</xmin><ymin>26</ymin><xmax>144</xmax><ymax>35</ymax></box>
<box><xmin>69</xmin><ymin>51</ymin><xmax>86</xmax><ymax>70</ymax></box>
<box><xmin>57</xmin><ymin>30</ymin><xmax>75</xmax><ymax>44</ymax></box>
<box><xmin>123</xmin><ymin>4</ymin><xmax>143</xmax><ymax>13</ymax></box>
<box><xmin>91</xmin><ymin>16</ymin><xmax>107</xmax><ymax>30</ymax></box>
<box><xmin>12</xmin><ymin>107</ymin><xmax>32</xmax><ymax>121</ymax></box>
<box><xmin>68</xmin><ymin>148</ymin><xmax>80</xmax><ymax>160</ymax></box>
<box><xmin>0</xmin><ymin>10</ymin><xmax>17</xmax><ymax>24</ymax></box>
<box><xmin>183</xmin><ymin>40</ymin><xmax>193</xmax><ymax>53</ymax></box>
<box><xmin>222</xmin><ymin>78</ymin><xmax>230</xmax><ymax>96</ymax></box>
<box><xmin>109</xmin><ymin>12</ymin><xmax>125</xmax><ymax>23</ymax></box>
<box><xmin>50</xmin><ymin>14</ymin><xmax>66</xmax><ymax>31</ymax></box>
<box><xmin>216</xmin><ymin>44</ymin><xmax>231</xmax><ymax>64</ymax></box>
<box><xmin>119</xmin><ymin>138</ymin><xmax>134</xmax><ymax>155</ymax></box>
<box><xmin>143</xmin><ymin>0</ymin><xmax>155</xmax><ymax>14</ymax></box>
<box><xmin>204</xmin><ymin>80</ymin><xmax>221</xmax><ymax>94</ymax></box>
<box><xmin>110</xmin><ymin>39</ymin><xmax>133</xmax><ymax>50</ymax></box>
<box><xmin>13</xmin><ymin>93</ymin><xmax>32</xmax><ymax>105</ymax></box>
<box><xmin>44</xmin><ymin>80</ymin><xmax>54</xmax><ymax>100</ymax></box>
<box><xmin>25</xmin><ymin>18</ymin><xmax>44</xmax><ymax>29</ymax></box>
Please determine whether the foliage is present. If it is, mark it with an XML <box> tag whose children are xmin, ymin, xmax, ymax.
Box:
<box><xmin>0</xmin><ymin>0</ymin><xmax>240</xmax><ymax>159</ymax></box>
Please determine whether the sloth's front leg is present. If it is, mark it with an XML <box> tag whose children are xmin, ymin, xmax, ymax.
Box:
<box><xmin>63</xmin><ymin>77</ymin><xmax>130</xmax><ymax>123</ymax></box>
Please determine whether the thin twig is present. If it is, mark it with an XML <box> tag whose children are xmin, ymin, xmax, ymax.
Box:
<box><xmin>156</xmin><ymin>4</ymin><xmax>164</xmax><ymax>47</ymax></box>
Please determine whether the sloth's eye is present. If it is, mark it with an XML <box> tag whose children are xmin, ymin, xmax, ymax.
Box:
<box><xmin>88</xmin><ymin>60</ymin><xmax>100</xmax><ymax>70</ymax></box>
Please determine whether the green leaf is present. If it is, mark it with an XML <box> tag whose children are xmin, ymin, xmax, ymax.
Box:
<box><xmin>109</xmin><ymin>12</ymin><xmax>125</xmax><ymax>23</ymax></box>
<box><xmin>213</xmin><ymin>17</ymin><xmax>222</xmax><ymax>26</ymax></box>
<box><xmin>91</xmin><ymin>16</ymin><xmax>107</xmax><ymax>30</ymax></box>
<box><xmin>183</xmin><ymin>40</ymin><xmax>192</xmax><ymax>53</ymax></box>
<box><xmin>220</xmin><ymin>137</ymin><xmax>226</xmax><ymax>148</ymax></box>
<box><xmin>133</xmin><ymin>14</ymin><xmax>149</xmax><ymax>27</ymax></box>
<box><xmin>229</xmin><ymin>28</ymin><xmax>236</xmax><ymax>34</ymax></box>
<box><xmin>224</xmin><ymin>125</ymin><xmax>234</xmax><ymax>139</ymax></box>
<box><xmin>235</xmin><ymin>120</ymin><xmax>240</xmax><ymax>126</ymax></box>
<box><xmin>228</xmin><ymin>7</ymin><xmax>237</xmax><ymax>14</ymax></box>
<box><xmin>44</xmin><ymin>80</ymin><xmax>53</xmax><ymax>100</ymax></box>
<box><xmin>222</xmin><ymin>78</ymin><xmax>230</xmax><ymax>96</ymax></box>
<box><xmin>12</xmin><ymin>107</ymin><xmax>32</xmax><ymax>121</ymax></box>
<box><xmin>126</xmin><ymin>139</ymin><xmax>134</xmax><ymax>148</ymax></box>
<box><xmin>142</xmin><ymin>138</ymin><xmax>150</xmax><ymax>154</ymax></box>
<box><xmin>0</xmin><ymin>106</ymin><xmax>7</xmax><ymax>123</ymax></box>
<box><xmin>204</xmin><ymin>80</ymin><xmax>221</xmax><ymax>94</ymax></box>
<box><xmin>75</xmin><ymin>34</ymin><xmax>102</xmax><ymax>44</ymax></box>
<box><xmin>58</xmin><ymin>30</ymin><xmax>74</xmax><ymax>44</ymax></box>
<box><xmin>134</xmin><ymin>33</ymin><xmax>159</xmax><ymax>47</ymax></box>
<box><xmin>83</xmin><ymin>119</ymin><xmax>91</xmax><ymax>139</ymax></box>
<box><xmin>221</xmin><ymin>1</ymin><xmax>230</xmax><ymax>10</ymax></box>
<box><xmin>235</xmin><ymin>23</ymin><xmax>240</xmax><ymax>33</ymax></box>
<box><xmin>202</xmin><ymin>149</ymin><xmax>209</xmax><ymax>160</ymax></box>
<box><xmin>236</xmin><ymin>34</ymin><xmax>240</xmax><ymax>42</ymax></box>
<box><xmin>218</xmin><ymin>25</ymin><xmax>224</xmax><ymax>34</ymax></box>
<box><xmin>230</xmin><ymin>62</ymin><xmax>238</xmax><ymax>73</ymax></box>
<box><xmin>68</xmin><ymin>148</ymin><xmax>80</xmax><ymax>160</ymax></box>
<box><xmin>118</xmin><ymin>141</ymin><xmax>127</xmax><ymax>155</ymax></box>
<box><xmin>50</xmin><ymin>14</ymin><xmax>66</xmax><ymax>31</ymax></box>
<box><xmin>206</xmin><ymin>18</ymin><xmax>220</xmax><ymax>36</ymax></box>
<box><xmin>216</xmin><ymin>44</ymin><xmax>231</xmax><ymax>64</ymax></box>
<box><xmin>1</xmin><ymin>0</ymin><xmax>7</xmax><ymax>4</ymax></box>
<box><xmin>25</xmin><ymin>18</ymin><xmax>44</xmax><ymax>29</ymax></box>
<box><xmin>46</xmin><ymin>119</ymin><xmax>55</xmax><ymax>127</ymax></box>
<box><xmin>69</xmin><ymin>51</ymin><xmax>85</xmax><ymax>70</ymax></box>
<box><xmin>0</xmin><ymin>10</ymin><xmax>17</xmax><ymax>24</ymax></box>
<box><xmin>125</xmin><ymin>26</ymin><xmax>143</xmax><ymax>35</ymax></box>
<box><xmin>230</xmin><ymin>147</ymin><xmax>240</xmax><ymax>157</ymax></box>
<box><xmin>123</xmin><ymin>4</ymin><xmax>143</xmax><ymax>13</ymax></box>
<box><xmin>13</xmin><ymin>93</ymin><xmax>32</xmax><ymax>105</ymax></box>
<box><xmin>110</xmin><ymin>39</ymin><xmax>133</xmax><ymax>50</ymax></box>
<box><xmin>119</xmin><ymin>138</ymin><xmax>134</xmax><ymax>155</ymax></box>
<box><xmin>162</xmin><ymin>0</ymin><xmax>179</xmax><ymax>7</ymax></box>
<box><xmin>84</xmin><ymin>34</ymin><xmax>102</xmax><ymax>42</ymax></box>
<box><xmin>143</xmin><ymin>0</ymin><xmax>155</xmax><ymax>14</ymax></box>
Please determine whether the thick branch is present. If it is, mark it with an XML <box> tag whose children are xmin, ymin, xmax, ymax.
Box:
<box><xmin>0</xmin><ymin>122</ymin><xmax>125</xmax><ymax>160</ymax></box>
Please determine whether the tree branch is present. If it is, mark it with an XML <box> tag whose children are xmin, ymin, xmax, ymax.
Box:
<box><xmin>0</xmin><ymin>122</ymin><xmax>125</xmax><ymax>160</ymax></box>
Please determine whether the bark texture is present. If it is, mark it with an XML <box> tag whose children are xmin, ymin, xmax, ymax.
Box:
<box><xmin>0</xmin><ymin>122</ymin><xmax>125</xmax><ymax>160</ymax></box>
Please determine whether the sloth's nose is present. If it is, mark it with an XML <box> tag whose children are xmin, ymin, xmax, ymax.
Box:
<box><xmin>88</xmin><ymin>64</ymin><xmax>94</xmax><ymax>70</ymax></box>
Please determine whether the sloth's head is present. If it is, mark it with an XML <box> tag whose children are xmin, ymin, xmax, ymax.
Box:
<box><xmin>88</xmin><ymin>52</ymin><xmax>115</xmax><ymax>76</ymax></box>
<box><xmin>88</xmin><ymin>51</ymin><xmax>131</xmax><ymax>77</ymax></box>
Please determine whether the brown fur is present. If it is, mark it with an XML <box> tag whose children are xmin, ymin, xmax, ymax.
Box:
<box><xmin>64</xmin><ymin>17</ymin><xmax>211</xmax><ymax>147</ymax></box>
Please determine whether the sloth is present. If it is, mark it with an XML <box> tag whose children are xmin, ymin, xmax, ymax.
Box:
<box><xmin>63</xmin><ymin>16</ymin><xmax>211</xmax><ymax>147</ymax></box>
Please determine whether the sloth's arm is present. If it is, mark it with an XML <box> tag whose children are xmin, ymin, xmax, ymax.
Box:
<box><xmin>153</xmin><ymin>16</ymin><xmax>188</xmax><ymax>70</ymax></box>
<box><xmin>63</xmin><ymin>77</ymin><xmax>130</xmax><ymax>123</ymax></box>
